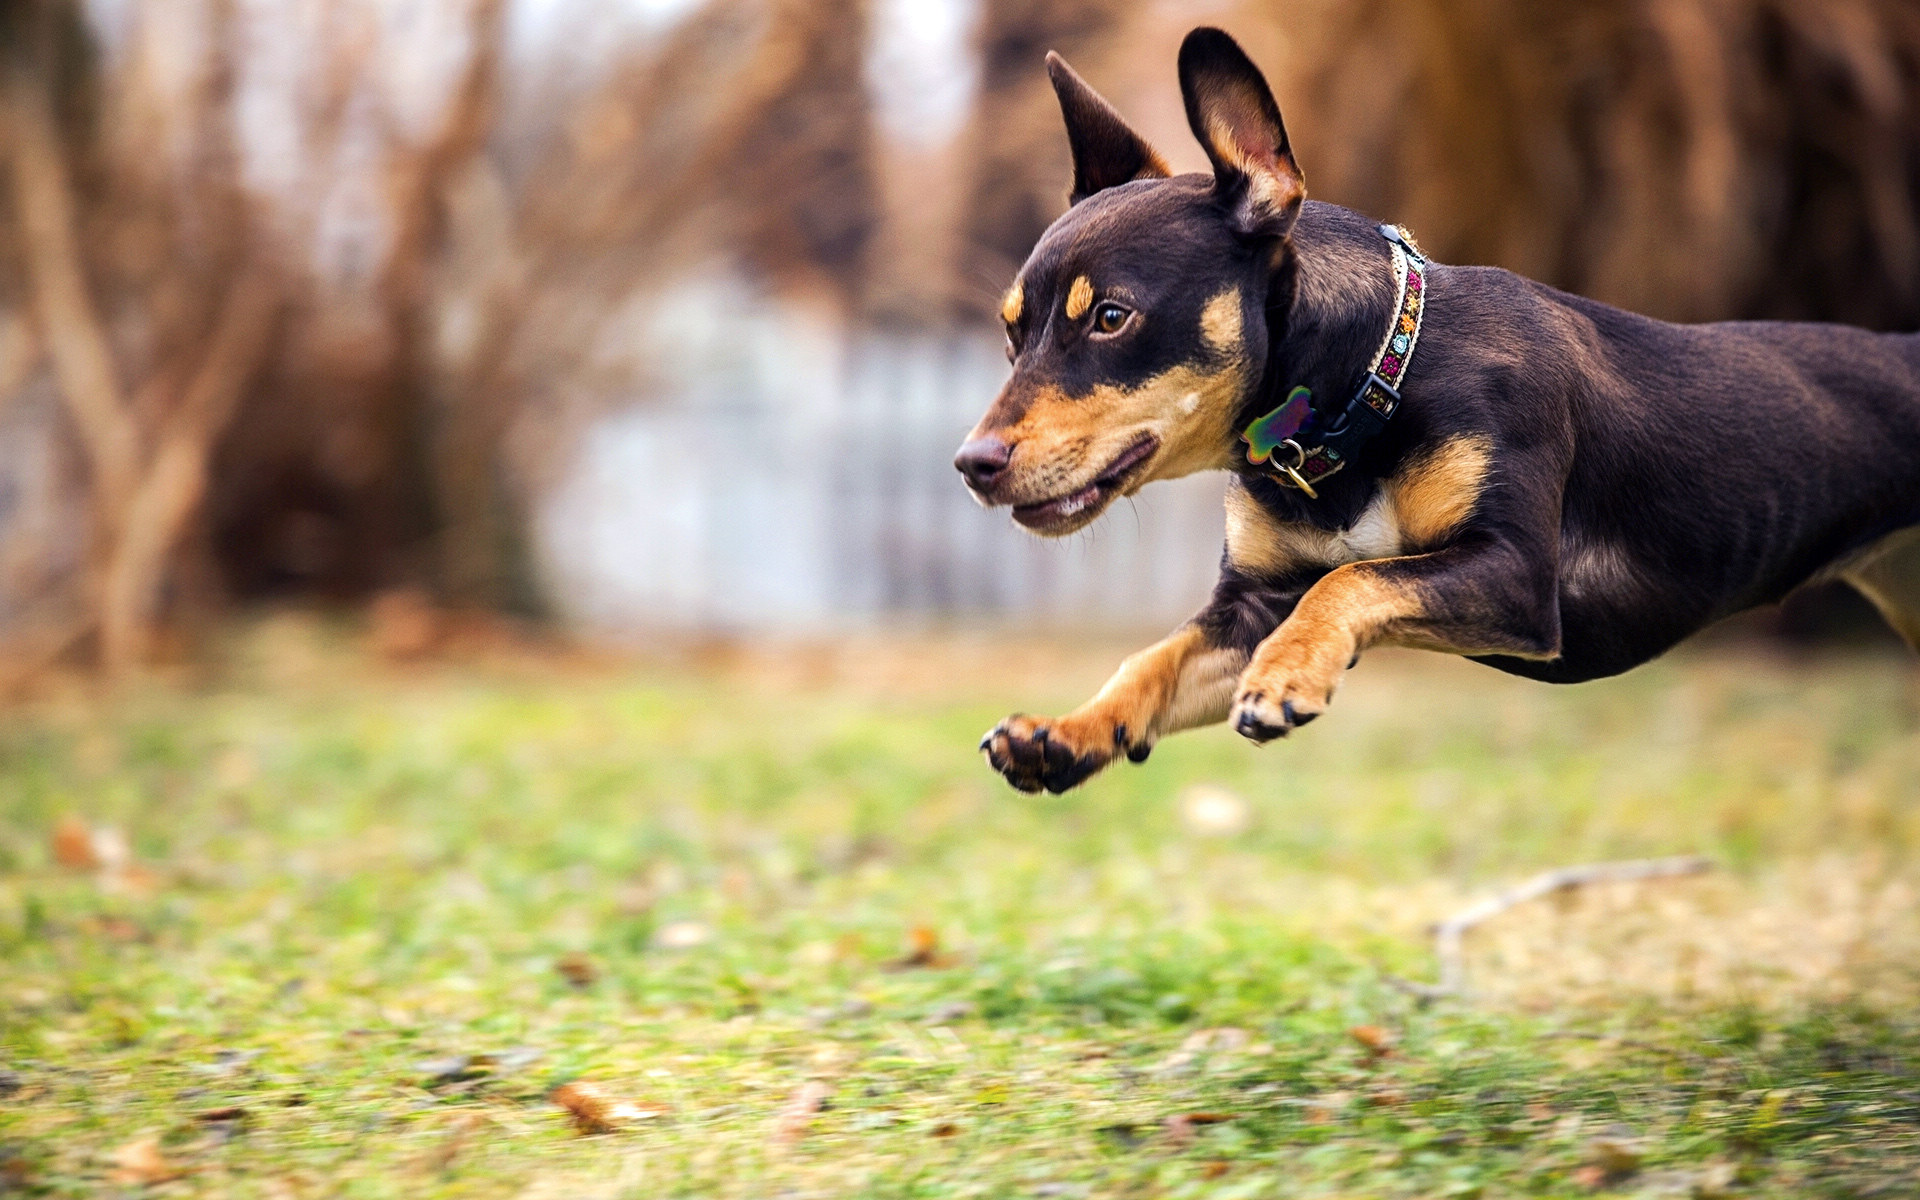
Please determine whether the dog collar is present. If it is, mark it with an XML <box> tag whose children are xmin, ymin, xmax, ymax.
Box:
<box><xmin>1242</xmin><ymin>224</ymin><xmax>1427</xmax><ymax>498</ymax></box>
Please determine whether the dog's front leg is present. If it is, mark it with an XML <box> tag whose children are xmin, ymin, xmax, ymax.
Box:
<box><xmin>1229</xmin><ymin>543</ymin><xmax>1560</xmax><ymax>741</ymax></box>
<box><xmin>981</xmin><ymin>576</ymin><xmax>1303</xmax><ymax>793</ymax></box>
<box><xmin>980</xmin><ymin>625</ymin><xmax>1246</xmax><ymax>793</ymax></box>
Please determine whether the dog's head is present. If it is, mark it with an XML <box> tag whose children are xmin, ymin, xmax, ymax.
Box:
<box><xmin>954</xmin><ymin>28</ymin><xmax>1305</xmax><ymax>535</ymax></box>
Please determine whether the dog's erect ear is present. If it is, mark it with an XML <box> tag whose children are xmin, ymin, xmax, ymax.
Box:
<box><xmin>1047</xmin><ymin>51</ymin><xmax>1171</xmax><ymax>205</ymax></box>
<box><xmin>1178</xmin><ymin>27</ymin><xmax>1304</xmax><ymax>240</ymax></box>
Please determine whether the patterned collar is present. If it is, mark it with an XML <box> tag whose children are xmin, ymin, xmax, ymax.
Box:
<box><xmin>1241</xmin><ymin>224</ymin><xmax>1428</xmax><ymax>498</ymax></box>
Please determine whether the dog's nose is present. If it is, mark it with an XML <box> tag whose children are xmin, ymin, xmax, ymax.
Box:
<box><xmin>953</xmin><ymin>436</ymin><xmax>1014</xmax><ymax>490</ymax></box>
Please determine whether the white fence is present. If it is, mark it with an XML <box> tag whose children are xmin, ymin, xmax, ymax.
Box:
<box><xmin>536</xmin><ymin>281</ymin><xmax>1228</xmax><ymax>632</ymax></box>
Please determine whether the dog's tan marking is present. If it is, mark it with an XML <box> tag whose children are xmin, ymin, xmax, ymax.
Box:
<box><xmin>1230</xmin><ymin>564</ymin><xmax>1420</xmax><ymax>729</ymax></box>
<box><xmin>975</xmin><ymin>359</ymin><xmax>1251</xmax><ymax>536</ymax></box>
<box><xmin>1225</xmin><ymin>481</ymin><xmax>1321</xmax><ymax>577</ymax></box>
<box><xmin>1006</xmin><ymin>625</ymin><xmax>1247</xmax><ymax>768</ymax></box>
<box><xmin>1065</xmin><ymin>275</ymin><xmax>1094</xmax><ymax>321</ymax></box>
<box><xmin>1001</xmin><ymin>280</ymin><xmax>1024</xmax><ymax>326</ymax></box>
<box><xmin>1387</xmin><ymin>435</ymin><xmax>1492</xmax><ymax>547</ymax></box>
<box><xmin>1224</xmin><ymin>481</ymin><xmax>1404</xmax><ymax>577</ymax></box>
<box><xmin>1200</xmin><ymin>289</ymin><xmax>1242</xmax><ymax>354</ymax></box>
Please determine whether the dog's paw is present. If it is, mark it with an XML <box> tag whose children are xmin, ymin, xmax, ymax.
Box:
<box><xmin>1228</xmin><ymin>688</ymin><xmax>1319</xmax><ymax>744</ymax></box>
<box><xmin>979</xmin><ymin>713</ymin><xmax>1129</xmax><ymax>794</ymax></box>
<box><xmin>1229</xmin><ymin>645</ymin><xmax>1346</xmax><ymax>745</ymax></box>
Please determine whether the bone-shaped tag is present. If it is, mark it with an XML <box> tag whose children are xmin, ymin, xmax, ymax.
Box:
<box><xmin>1242</xmin><ymin>386</ymin><xmax>1312</xmax><ymax>465</ymax></box>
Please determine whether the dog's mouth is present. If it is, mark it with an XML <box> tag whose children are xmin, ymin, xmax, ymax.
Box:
<box><xmin>1011</xmin><ymin>434</ymin><xmax>1160</xmax><ymax>534</ymax></box>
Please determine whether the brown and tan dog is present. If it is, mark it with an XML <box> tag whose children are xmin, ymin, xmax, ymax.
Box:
<box><xmin>956</xmin><ymin>27</ymin><xmax>1920</xmax><ymax>794</ymax></box>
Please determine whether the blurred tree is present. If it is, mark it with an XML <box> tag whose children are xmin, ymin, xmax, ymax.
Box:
<box><xmin>2</xmin><ymin>0</ymin><xmax>283</xmax><ymax>675</ymax></box>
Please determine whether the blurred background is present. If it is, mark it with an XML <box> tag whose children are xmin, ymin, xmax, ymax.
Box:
<box><xmin>4</xmin><ymin>0</ymin><xmax>1920</xmax><ymax>674</ymax></box>
<box><xmin>4</xmin><ymin>6</ymin><xmax>1920</xmax><ymax>1190</ymax></box>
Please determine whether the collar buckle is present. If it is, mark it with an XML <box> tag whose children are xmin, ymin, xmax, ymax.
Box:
<box><xmin>1351</xmin><ymin>372</ymin><xmax>1401</xmax><ymax>423</ymax></box>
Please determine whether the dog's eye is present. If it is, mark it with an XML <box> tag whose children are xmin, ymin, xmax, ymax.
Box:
<box><xmin>1092</xmin><ymin>302</ymin><xmax>1130</xmax><ymax>335</ymax></box>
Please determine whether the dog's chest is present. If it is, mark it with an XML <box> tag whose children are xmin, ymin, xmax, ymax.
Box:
<box><xmin>1329</xmin><ymin>493</ymin><xmax>1403</xmax><ymax>562</ymax></box>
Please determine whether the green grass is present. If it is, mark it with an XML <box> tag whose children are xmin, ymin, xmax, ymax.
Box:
<box><xmin>2</xmin><ymin>622</ymin><xmax>1918</xmax><ymax>1197</ymax></box>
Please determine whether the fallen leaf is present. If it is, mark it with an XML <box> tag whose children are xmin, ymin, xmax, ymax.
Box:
<box><xmin>886</xmin><ymin>926</ymin><xmax>957</xmax><ymax>970</ymax></box>
<box><xmin>770</xmin><ymin>1080</ymin><xmax>831</xmax><ymax>1145</ymax></box>
<box><xmin>52</xmin><ymin>816</ymin><xmax>103</xmax><ymax>870</ymax></box>
<box><xmin>554</xmin><ymin>952</ymin><xmax>599</xmax><ymax>988</ymax></box>
<box><xmin>1178</xmin><ymin>785</ymin><xmax>1251</xmax><ymax>836</ymax></box>
<box><xmin>108</xmin><ymin>1137</ymin><xmax>186</xmax><ymax>1185</ymax></box>
<box><xmin>1348</xmin><ymin>1024</ymin><xmax>1397</xmax><ymax>1060</ymax></box>
<box><xmin>195</xmin><ymin>1106</ymin><xmax>248</xmax><ymax>1123</ymax></box>
<box><xmin>1201</xmin><ymin>1161</ymin><xmax>1231</xmax><ymax>1179</ymax></box>
<box><xmin>550</xmin><ymin>1082</ymin><xmax>668</xmax><ymax>1134</ymax></box>
<box><xmin>928</xmin><ymin>1121</ymin><xmax>960</xmax><ymax>1138</ymax></box>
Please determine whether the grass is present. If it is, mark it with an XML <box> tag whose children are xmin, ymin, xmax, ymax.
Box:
<box><xmin>2</xmin><ymin>617</ymin><xmax>1918</xmax><ymax>1197</ymax></box>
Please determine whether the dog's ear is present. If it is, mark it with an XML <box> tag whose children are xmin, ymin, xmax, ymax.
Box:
<box><xmin>1047</xmin><ymin>51</ymin><xmax>1171</xmax><ymax>205</ymax></box>
<box><xmin>1178</xmin><ymin>27</ymin><xmax>1304</xmax><ymax>240</ymax></box>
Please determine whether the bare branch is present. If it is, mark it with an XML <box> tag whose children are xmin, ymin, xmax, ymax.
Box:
<box><xmin>1429</xmin><ymin>856</ymin><xmax>1714</xmax><ymax>995</ymax></box>
<box><xmin>99</xmin><ymin>269</ymin><xmax>281</xmax><ymax>674</ymax></box>
<box><xmin>1</xmin><ymin>59</ymin><xmax>140</xmax><ymax>520</ymax></box>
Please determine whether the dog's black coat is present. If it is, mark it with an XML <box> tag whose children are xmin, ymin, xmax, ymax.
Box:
<box><xmin>1216</xmin><ymin>198</ymin><xmax>1920</xmax><ymax>681</ymax></box>
<box><xmin>960</xmin><ymin>27</ymin><xmax>1920</xmax><ymax>795</ymax></box>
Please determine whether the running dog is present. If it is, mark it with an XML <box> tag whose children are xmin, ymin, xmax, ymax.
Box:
<box><xmin>955</xmin><ymin>27</ymin><xmax>1920</xmax><ymax>794</ymax></box>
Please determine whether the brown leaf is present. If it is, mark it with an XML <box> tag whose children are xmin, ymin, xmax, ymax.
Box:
<box><xmin>1348</xmin><ymin>1024</ymin><xmax>1397</xmax><ymax>1059</ymax></box>
<box><xmin>770</xmin><ymin>1080</ymin><xmax>831</xmax><ymax>1146</ymax></box>
<box><xmin>52</xmin><ymin>816</ymin><xmax>102</xmax><ymax>870</ymax></box>
<box><xmin>928</xmin><ymin>1121</ymin><xmax>960</xmax><ymax>1138</ymax></box>
<box><xmin>107</xmin><ymin>1137</ymin><xmax>186</xmax><ymax>1185</ymax></box>
<box><xmin>1164</xmin><ymin>1110</ymin><xmax>1236</xmax><ymax>1148</ymax></box>
<box><xmin>195</xmin><ymin>1106</ymin><xmax>248</xmax><ymax>1123</ymax></box>
<box><xmin>885</xmin><ymin>925</ymin><xmax>957</xmax><ymax>970</ymax></box>
<box><xmin>550</xmin><ymin>1082</ymin><xmax>667</xmax><ymax>1134</ymax></box>
<box><xmin>554</xmin><ymin>952</ymin><xmax>599</xmax><ymax>989</ymax></box>
<box><xmin>1201</xmin><ymin>1161</ymin><xmax>1231</xmax><ymax>1180</ymax></box>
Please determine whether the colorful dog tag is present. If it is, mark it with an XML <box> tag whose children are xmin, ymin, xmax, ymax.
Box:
<box><xmin>1242</xmin><ymin>386</ymin><xmax>1313</xmax><ymax>465</ymax></box>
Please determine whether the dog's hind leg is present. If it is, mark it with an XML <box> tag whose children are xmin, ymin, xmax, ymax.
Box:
<box><xmin>1841</xmin><ymin>526</ymin><xmax>1920</xmax><ymax>650</ymax></box>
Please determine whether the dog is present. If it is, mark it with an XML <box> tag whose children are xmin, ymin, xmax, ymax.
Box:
<box><xmin>954</xmin><ymin>27</ymin><xmax>1920</xmax><ymax>795</ymax></box>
